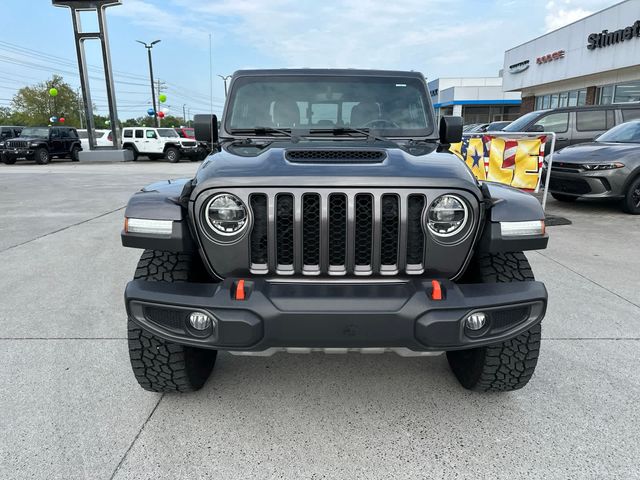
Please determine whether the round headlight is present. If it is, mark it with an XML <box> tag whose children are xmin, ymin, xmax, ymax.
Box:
<box><xmin>427</xmin><ymin>195</ymin><xmax>468</xmax><ymax>237</ymax></box>
<box><xmin>206</xmin><ymin>194</ymin><xmax>248</xmax><ymax>235</ymax></box>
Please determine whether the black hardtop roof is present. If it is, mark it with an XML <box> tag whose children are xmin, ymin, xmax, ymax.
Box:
<box><xmin>232</xmin><ymin>68</ymin><xmax>425</xmax><ymax>79</ymax></box>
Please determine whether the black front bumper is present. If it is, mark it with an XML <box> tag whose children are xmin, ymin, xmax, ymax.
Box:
<box><xmin>125</xmin><ymin>278</ymin><xmax>547</xmax><ymax>352</ymax></box>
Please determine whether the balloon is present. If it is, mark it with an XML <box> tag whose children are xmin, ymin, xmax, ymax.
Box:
<box><xmin>157</xmin><ymin>111</ymin><xmax>165</xmax><ymax>119</ymax></box>
<box><xmin>59</xmin><ymin>117</ymin><xmax>65</xmax><ymax>123</ymax></box>
<box><xmin>50</xmin><ymin>116</ymin><xmax>58</xmax><ymax>123</ymax></box>
<box><xmin>147</xmin><ymin>108</ymin><xmax>156</xmax><ymax>116</ymax></box>
<box><xmin>161</xmin><ymin>107</ymin><xmax>169</xmax><ymax>114</ymax></box>
<box><xmin>49</xmin><ymin>88</ymin><xmax>58</xmax><ymax>97</ymax></box>
<box><xmin>105</xmin><ymin>120</ymin><xmax>110</xmax><ymax>124</ymax></box>
<box><xmin>158</xmin><ymin>94</ymin><xmax>167</xmax><ymax>103</ymax></box>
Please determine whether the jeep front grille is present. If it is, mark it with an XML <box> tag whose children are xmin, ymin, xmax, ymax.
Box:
<box><xmin>248</xmin><ymin>190</ymin><xmax>428</xmax><ymax>276</ymax></box>
<box><xmin>6</xmin><ymin>140</ymin><xmax>29</xmax><ymax>148</ymax></box>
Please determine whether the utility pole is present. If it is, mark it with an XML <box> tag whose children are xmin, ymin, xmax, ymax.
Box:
<box><xmin>136</xmin><ymin>39</ymin><xmax>161</xmax><ymax>127</ymax></box>
<box><xmin>182</xmin><ymin>104</ymin><xmax>187</xmax><ymax>126</ymax></box>
<box><xmin>218</xmin><ymin>75</ymin><xmax>232</xmax><ymax>97</ymax></box>
<box><xmin>156</xmin><ymin>78</ymin><xmax>166</xmax><ymax>126</ymax></box>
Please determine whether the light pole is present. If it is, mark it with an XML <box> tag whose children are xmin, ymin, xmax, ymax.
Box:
<box><xmin>136</xmin><ymin>39</ymin><xmax>161</xmax><ymax>127</ymax></box>
<box><xmin>183</xmin><ymin>103</ymin><xmax>187</xmax><ymax>126</ymax></box>
<box><xmin>218</xmin><ymin>75</ymin><xmax>231</xmax><ymax>97</ymax></box>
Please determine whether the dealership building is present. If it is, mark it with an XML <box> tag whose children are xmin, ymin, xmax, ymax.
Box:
<box><xmin>503</xmin><ymin>0</ymin><xmax>640</xmax><ymax>113</ymax></box>
<box><xmin>428</xmin><ymin>77</ymin><xmax>521</xmax><ymax>124</ymax></box>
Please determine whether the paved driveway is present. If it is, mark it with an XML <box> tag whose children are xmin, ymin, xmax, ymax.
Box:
<box><xmin>1</xmin><ymin>162</ymin><xmax>639</xmax><ymax>479</ymax></box>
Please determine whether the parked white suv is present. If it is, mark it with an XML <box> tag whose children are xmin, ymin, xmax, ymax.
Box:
<box><xmin>77</xmin><ymin>129</ymin><xmax>113</xmax><ymax>150</ymax></box>
<box><xmin>121</xmin><ymin>127</ymin><xmax>199</xmax><ymax>162</ymax></box>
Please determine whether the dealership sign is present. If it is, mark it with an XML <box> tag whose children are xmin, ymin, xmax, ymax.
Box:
<box><xmin>587</xmin><ymin>20</ymin><xmax>640</xmax><ymax>50</ymax></box>
<box><xmin>508</xmin><ymin>60</ymin><xmax>530</xmax><ymax>74</ymax></box>
<box><xmin>537</xmin><ymin>50</ymin><xmax>565</xmax><ymax>64</ymax></box>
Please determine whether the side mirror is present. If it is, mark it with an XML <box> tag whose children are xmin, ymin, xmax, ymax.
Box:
<box><xmin>528</xmin><ymin>124</ymin><xmax>544</xmax><ymax>133</ymax></box>
<box><xmin>439</xmin><ymin>116</ymin><xmax>463</xmax><ymax>144</ymax></box>
<box><xmin>194</xmin><ymin>114</ymin><xmax>219</xmax><ymax>144</ymax></box>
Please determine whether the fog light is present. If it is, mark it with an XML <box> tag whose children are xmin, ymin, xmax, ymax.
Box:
<box><xmin>189</xmin><ymin>312</ymin><xmax>213</xmax><ymax>331</ymax></box>
<box><xmin>465</xmin><ymin>312</ymin><xmax>487</xmax><ymax>331</ymax></box>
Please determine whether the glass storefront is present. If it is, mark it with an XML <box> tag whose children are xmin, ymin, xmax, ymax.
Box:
<box><xmin>535</xmin><ymin>89</ymin><xmax>587</xmax><ymax>110</ymax></box>
<box><xmin>598</xmin><ymin>81</ymin><xmax>640</xmax><ymax>104</ymax></box>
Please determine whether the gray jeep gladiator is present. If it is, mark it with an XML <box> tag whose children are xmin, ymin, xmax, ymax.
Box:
<box><xmin>122</xmin><ymin>69</ymin><xmax>549</xmax><ymax>393</ymax></box>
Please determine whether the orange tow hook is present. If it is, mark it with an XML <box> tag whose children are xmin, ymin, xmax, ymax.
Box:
<box><xmin>430</xmin><ymin>280</ymin><xmax>443</xmax><ymax>301</ymax></box>
<box><xmin>235</xmin><ymin>279</ymin><xmax>246</xmax><ymax>301</ymax></box>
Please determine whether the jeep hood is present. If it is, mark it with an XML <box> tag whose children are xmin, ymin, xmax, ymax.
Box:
<box><xmin>192</xmin><ymin>145</ymin><xmax>480</xmax><ymax>195</ymax></box>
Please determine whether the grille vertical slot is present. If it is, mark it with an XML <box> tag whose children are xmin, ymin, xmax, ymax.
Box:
<box><xmin>380</xmin><ymin>195</ymin><xmax>399</xmax><ymax>268</ymax></box>
<box><xmin>328</xmin><ymin>194</ymin><xmax>347</xmax><ymax>273</ymax></box>
<box><xmin>302</xmin><ymin>194</ymin><xmax>321</xmax><ymax>272</ymax></box>
<box><xmin>250</xmin><ymin>194</ymin><xmax>268</xmax><ymax>271</ymax></box>
<box><xmin>276</xmin><ymin>194</ymin><xmax>294</xmax><ymax>272</ymax></box>
<box><xmin>354</xmin><ymin>194</ymin><xmax>373</xmax><ymax>271</ymax></box>
<box><xmin>406</xmin><ymin>194</ymin><xmax>425</xmax><ymax>272</ymax></box>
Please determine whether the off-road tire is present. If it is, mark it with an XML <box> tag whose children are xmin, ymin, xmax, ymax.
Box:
<box><xmin>447</xmin><ymin>252</ymin><xmax>541</xmax><ymax>392</ymax></box>
<box><xmin>165</xmin><ymin>147</ymin><xmax>180</xmax><ymax>163</ymax></box>
<box><xmin>551</xmin><ymin>193</ymin><xmax>577</xmax><ymax>203</ymax></box>
<box><xmin>622</xmin><ymin>176</ymin><xmax>640</xmax><ymax>214</ymax></box>
<box><xmin>124</xmin><ymin>144</ymin><xmax>138</xmax><ymax>161</ymax></box>
<box><xmin>127</xmin><ymin>250</ymin><xmax>217</xmax><ymax>393</ymax></box>
<box><xmin>70</xmin><ymin>145</ymin><xmax>80</xmax><ymax>162</ymax></box>
<box><xmin>34</xmin><ymin>148</ymin><xmax>50</xmax><ymax>165</ymax></box>
<box><xmin>2</xmin><ymin>155</ymin><xmax>16</xmax><ymax>165</ymax></box>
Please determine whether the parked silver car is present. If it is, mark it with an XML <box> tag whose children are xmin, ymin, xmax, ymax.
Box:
<box><xmin>549</xmin><ymin>120</ymin><xmax>640</xmax><ymax>214</ymax></box>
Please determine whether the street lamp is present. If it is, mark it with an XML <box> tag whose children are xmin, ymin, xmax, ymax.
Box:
<box><xmin>136</xmin><ymin>39</ymin><xmax>161</xmax><ymax>127</ymax></box>
<box><xmin>217</xmin><ymin>75</ymin><xmax>231</xmax><ymax>97</ymax></box>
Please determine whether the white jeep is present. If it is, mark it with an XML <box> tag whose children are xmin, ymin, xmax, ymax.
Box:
<box><xmin>122</xmin><ymin>127</ymin><xmax>199</xmax><ymax>162</ymax></box>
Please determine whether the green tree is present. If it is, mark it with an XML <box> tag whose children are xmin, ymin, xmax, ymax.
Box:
<box><xmin>11</xmin><ymin>75</ymin><xmax>81</xmax><ymax>127</ymax></box>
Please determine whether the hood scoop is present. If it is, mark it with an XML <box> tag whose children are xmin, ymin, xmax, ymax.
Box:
<box><xmin>285</xmin><ymin>148</ymin><xmax>387</xmax><ymax>163</ymax></box>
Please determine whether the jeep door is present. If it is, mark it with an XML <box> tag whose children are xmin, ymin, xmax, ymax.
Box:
<box><xmin>49</xmin><ymin>128</ymin><xmax>65</xmax><ymax>154</ymax></box>
<box><xmin>134</xmin><ymin>129</ymin><xmax>145</xmax><ymax>152</ymax></box>
<box><xmin>144</xmin><ymin>129</ymin><xmax>164</xmax><ymax>154</ymax></box>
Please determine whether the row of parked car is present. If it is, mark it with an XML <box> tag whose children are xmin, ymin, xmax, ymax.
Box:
<box><xmin>463</xmin><ymin>103</ymin><xmax>640</xmax><ymax>214</ymax></box>
<box><xmin>0</xmin><ymin>125</ymin><xmax>200</xmax><ymax>164</ymax></box>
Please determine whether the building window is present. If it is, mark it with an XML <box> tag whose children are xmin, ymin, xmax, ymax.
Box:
<box><xmin>568</xmin><ymin>91</ymin><xmax>578</xmax><ymax>107</ymax></box>
<box><xmin>550</xmin><ymin>94</ymin><xmax>559</xmax><ymax>108</ymax></box>
<box><xmin>577</xmin><ymin>90</ymin><xmax>587</xmax><ymax>106</ymax></box>
<box><xmin>613</xmin><ymin>81</ymin><xmax>640</xmax><ymax>103</ymax></box>
<box><xmin>559</xmin><ymin>92</ymin><xmax>568</xmax><ymax>107</ymax></box>
<box><xmin>599</xmin><ymin>85</ymin><xmax>614</xmax><ymax>105</ymax></box>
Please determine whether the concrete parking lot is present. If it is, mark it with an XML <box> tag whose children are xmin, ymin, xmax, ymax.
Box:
<box><xmin>1</xmin><ymin>160</ymin><xmax>639</xmax><ymax>480</ymax></box>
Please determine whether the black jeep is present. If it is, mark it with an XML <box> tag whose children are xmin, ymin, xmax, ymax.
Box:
<box><xmin>1</xmin><ymin>126</ymin><xmax>82</xmax><ymax>164</ymax></box>
<box><xmin>122</xmin><ymin>69</ymin><xmax>549</xmax><ymax>393</ymax></box>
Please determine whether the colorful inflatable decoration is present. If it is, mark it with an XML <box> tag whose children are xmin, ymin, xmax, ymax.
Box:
<box><xmin>59</xmin><ymin>117</ymin><xmax>65</xmax><ymax>123</ymax></box>
<box><xmin>147</xmin><ymin>108</ymin><xmax>156</xmax><ymax>116</ymax></box>
<box><xmin>49</xmin><ymin>87</ymin><xmax>58</xmax><ymax>97</ymax></box>
<box><xmin>158</xmin><ymin>93</ymin><xmax>167</xmax><ymax>103</ymax></box>
<box><xmin>157</xmin><ymin>111</ymin><xmax>165</xmax><ymax>119</ymax></box>
<box><xmin>49</xmin><ymin>116</ymin><xmax>58</xmax><ymax>123</ymax></box>
<box><xmin>449</xmin><ymin>134</ymin><xmax>547</xmax><ymax>191</ymax></box>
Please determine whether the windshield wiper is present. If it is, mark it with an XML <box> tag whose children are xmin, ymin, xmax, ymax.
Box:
<box><xmin>230</xmin><ymin>127</ymin><xmax>301</xmax><ymax>142</ymax></box>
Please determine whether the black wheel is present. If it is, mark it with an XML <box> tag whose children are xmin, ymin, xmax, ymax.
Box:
<box><xmin>622</xmin><ymin>176</ymin><xmax>640</xmax><ymax>214</ymax></box>
<box><xmin>3</xmin><ymin>155</ymin><xmax>16</xmax><ymax>165</ymax></box>
<box><xmin>127</xmin><ymin>250</ymin><xmax>217</xmax><ymax>393</ymax></box>
<box><xmin>447</xmin><ymin>252</ymin><xmax>541</xmax><ymax>392</ymax></box>
<box><xmin>70</xmin><ymin>145</ymin><xmax>80</xmax><ymax>162</ymax></box>
<box><xmin>551</xmin><ymin>193</ymin><xmax>577</xmax><ymax>202</ymax></box>
<box><xmin>34</xmin><ymin>148</ymin><xmax>50</xmax><ymax>165</ymax></box>
<box><xmin>124</xmin><ymin>144</ymin><xmax>138</xmax><ymax>161</ymax></box>
<box><xmin>165</xmin><ymin>147</ymin><xmax>180</xmax><ymax>163</ymax></box>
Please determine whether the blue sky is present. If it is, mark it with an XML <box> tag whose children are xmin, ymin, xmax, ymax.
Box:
<box><xmin>0</xmin><ymin>0</ymin><xmax>615</xmax><ymax>121</ymax></box>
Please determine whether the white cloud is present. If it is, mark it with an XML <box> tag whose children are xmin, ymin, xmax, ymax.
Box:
<box><xmin>544</xmin><ymin>0</ymin><xmax>612</xmax><ymax>31</ymax></box>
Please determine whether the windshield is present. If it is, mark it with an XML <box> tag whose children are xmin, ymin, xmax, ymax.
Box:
<box><xmin>20</xmin><ymin>127</ymin><xmax>49</xmax><ymax>138</ymax></box>
<box><xmin>157</xmin><ymin>128</ymin><xmax>179</xmax><ymax>138</ymax></box>
<box><xmin>502</xmin><ymin>110</ymin><xmax>549</xmax><ymax>132</ymax></box>
<box><xmin>226</xmin><ymin>75</ymin><xmax>434</xmax><ymax>137</ymax></box>
<box><xmin>597</xmin><ymin>121</ymin><xmax>640</xmax><ymax>143</ymax></box>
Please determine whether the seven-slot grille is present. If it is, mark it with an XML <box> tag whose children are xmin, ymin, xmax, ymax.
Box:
<box><xmin>6</xmin><ymin>140</ymin><xmax>29</xmax><ymax>149</ymax></box>
<box><xmin>249</xmin><ymin>191</ymin><xmax>427</xmax><ymax>276</ymax></box>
